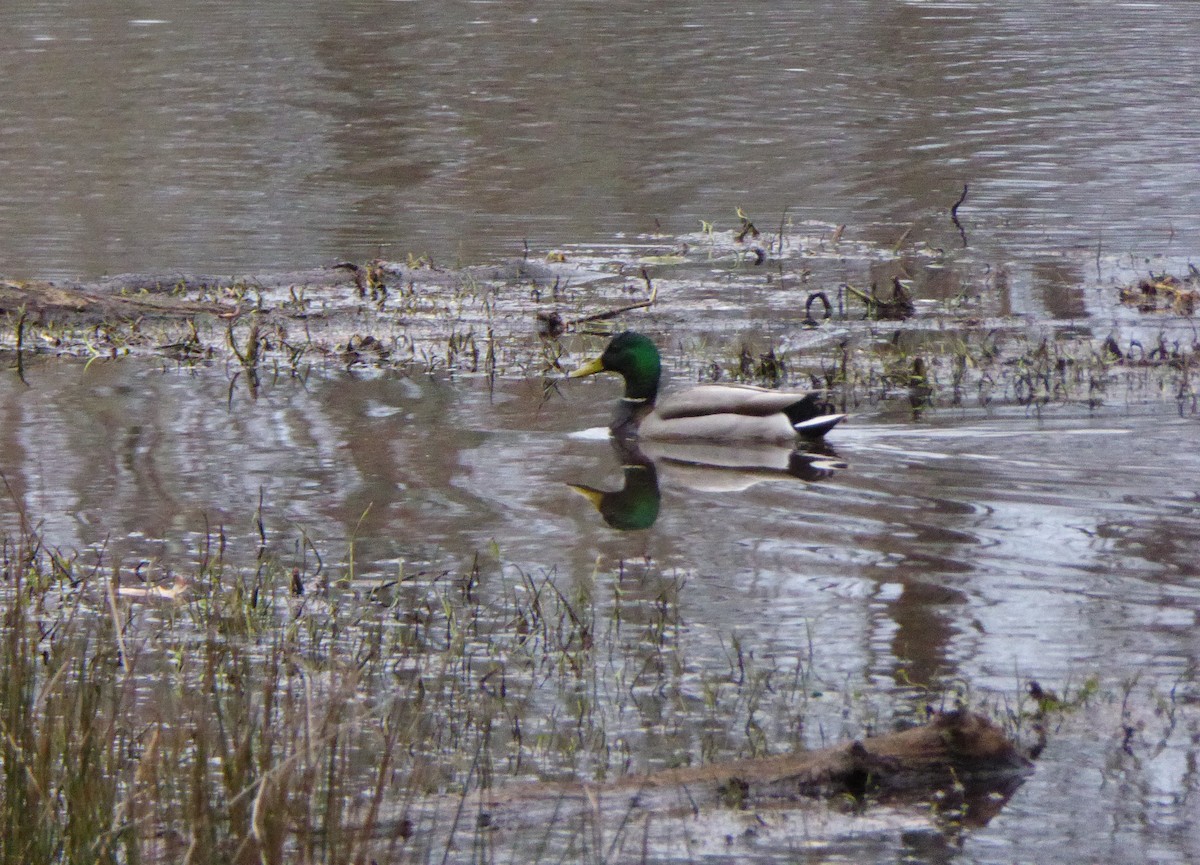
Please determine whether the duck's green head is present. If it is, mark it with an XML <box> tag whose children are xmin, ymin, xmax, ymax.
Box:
<box><xmin>569</xmin><ymin>331</ymin><xmax>662</xmax><ymax>401</ymax></box>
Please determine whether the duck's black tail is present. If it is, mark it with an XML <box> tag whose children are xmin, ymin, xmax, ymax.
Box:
<box><xmin>783</xmin><ymin>394</ymin><xmax>846</xmax><ymax>438</ymax></box>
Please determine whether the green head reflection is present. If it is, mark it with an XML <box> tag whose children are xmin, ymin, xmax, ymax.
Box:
<box><xmin>569</xmin><ymin>438</ymin><xmax>847</xmax><ymax>531</ymax></box>
<box><xmin>569</xmin><ymin>463</ymin><xmax>661</xmax><ymax>531</ymax></box>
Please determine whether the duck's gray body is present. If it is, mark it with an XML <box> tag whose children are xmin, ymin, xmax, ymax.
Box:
<box><xmin>572</xmin><ymin>333</ymin><xmax>846</xmax><ymax>443</ymax></box>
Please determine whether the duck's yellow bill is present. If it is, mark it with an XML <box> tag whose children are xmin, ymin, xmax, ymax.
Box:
<box><xmin>567</xmin><ymin>484</ymin><xmax>606</xmax><ymax>509</ymax></box>
<box><xmin>568</xmin><ymin>356</ymin><xmax>606</xmax><ymax>378</ymax></box>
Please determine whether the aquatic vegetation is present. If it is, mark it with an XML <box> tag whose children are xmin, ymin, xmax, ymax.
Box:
<box><xmin>1119</xmin><ymin>269</ymin><xmax>1200</xmax><ymax>315</ymax></box>
<box><xmin>0</xmin><ymin>225</ymin><xmax>1197</xmax><ymax>425</ymax></box>
<box><xmin>843</xmin><ymin>278</ymin><xmax>916</xmax><ymax>321</ymax></box>
<box><xmin>6</xmin><ymin>510</ymin><xmax>972</xmax><ymax>864</ymax></box>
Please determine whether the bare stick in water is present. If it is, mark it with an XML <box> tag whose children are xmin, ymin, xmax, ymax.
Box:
<box><xmin>951</xmin><ymin>183</ymin><xmax>970</xmax><ymax>247</ymax></box>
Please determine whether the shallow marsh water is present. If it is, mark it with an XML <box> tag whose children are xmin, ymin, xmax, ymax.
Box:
<box><xmin>1</xmin><ymin>355</ymin><xmax>1198</xmax><ymax>862</ymax></box>
<box><xmin>0</xmin><ymin>237</ymin><xmax>1197</xmax><ymax>861</ymax></box>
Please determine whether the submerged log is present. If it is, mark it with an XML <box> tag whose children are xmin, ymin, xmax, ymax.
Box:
<box><xmin>621</xmin><ymin>707</ymin><xmax>1031</xmax><ymax>802</ymax></box>
<box><xmin>380</xmin><ymin>711</ymin><xmax>1033</xmax><ymax>861</ymax></box>
<box><xmin>496</xmin><ymin>710</ymin><xmax>1024</xmax><ymax>813</ymax></box>
<box><xmin>396</xmin><ymin>710</ymin><xmax>1033</xmax><ymax>850</ymax></box>
<box><xmin>0</xmin><ymin>259</ymin><xmax>562</xmax><ymax>326</ymax></box>
<box><xmin>0</xmin><ymin>277</ymin><xmax>238</xmax><ymax>324</ymax></box>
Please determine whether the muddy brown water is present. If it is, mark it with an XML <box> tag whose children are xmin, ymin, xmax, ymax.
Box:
<box><xmin>1</xmin><ymin>352</ymin><xmax>1198</xmax><ymax>863</ymax></box>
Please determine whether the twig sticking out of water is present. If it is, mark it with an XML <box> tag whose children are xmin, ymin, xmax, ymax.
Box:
<box><xmin>951</xmin><ymin>184</ymin><xmax>970</xmax><ymax>248</ymax></box>
<box><xmin>804</xmin><ymin>291</ymin><xmax>832</xmax><ymax>327</ymax></box>
<box><xmin>542</xmin><ymin>269</ymin><xmax>658</xmax><ymax>337</ymax></box>
<box><xmin>844</xmin><ymin>278</ymin><xmax>915</xmax><ymax>320</ymax></box>
<box><xmin>13</xmin><ymin>310</ymin><xmax>29</xmax><ymax>387</ymax></box>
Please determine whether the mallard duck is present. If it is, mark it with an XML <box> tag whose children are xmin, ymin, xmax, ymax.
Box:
<box><xmin>568</xmin><ymin>332</ymin><xmax>845</xmax><ymax>441</ymax></box>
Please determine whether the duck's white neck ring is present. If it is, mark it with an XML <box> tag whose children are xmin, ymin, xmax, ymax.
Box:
<box><xmin>620</xmin><ymin>397</ymin><xmax>650</xmax><ymax>404</ymax></box>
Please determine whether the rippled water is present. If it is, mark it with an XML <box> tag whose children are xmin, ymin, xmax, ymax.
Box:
<box><xmin>3</xmin><ymin>1</ymin><xmax>1200</xmax><ymax>277</ymax></box>
<box><xmin>2</xmin><ymin>358</ymin><xmax>1198</xmax><ymax>862</ymax></box>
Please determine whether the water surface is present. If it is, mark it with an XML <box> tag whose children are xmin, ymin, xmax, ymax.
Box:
<box><xmin>1</xmin><ymin>358</ymin><xmax>1197</xmax><ymax>862</ymax></box>
<box><xmin>3</xmin><ymin>1</ymin><xmax>1200</xmax><ymax>277</ymax></box>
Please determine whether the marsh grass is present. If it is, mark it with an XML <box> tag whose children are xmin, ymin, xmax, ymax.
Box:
<box><xmin>4</xmin><ymin>229</ymin><xmax>1200</xmax><ymax>425</ymax></box>
<box><xmin>0</xmin><ymin>513</ymin><xmax>876</xmax><ymax>865</ymax></box>
<box><xmin>692</xmin><ymin>321</ymin><xmax>1199</xmax><ymax>418</ymax></box>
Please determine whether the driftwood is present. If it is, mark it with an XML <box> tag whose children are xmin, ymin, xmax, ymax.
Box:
<box><xmin>0</xmin><ymin>277</ymin><xmax>242</xmax><ymax>323</ymax></box>
<box><xmin>0</xmin><ymin>259</ymin><xmax>602</xmax><ymax>360</ymax></box>
<box><xmin>0</xmin><ymin>258</ymin><xmax>587</xmax><ymax>327</ymax></box>
<box><xmin>481</xmin><ymin>710</ymin><xmax>1026</xmax><ymax>820</ymax></box>
<box><xmin>613</xmin><ymin>707</ymin><xmax>1027</xmax><ymax>798</ymax></box>
<box><xmin>391</xmin><ymin>711</ymin><xmax>1033</xmax><ymax>855</ymax></box>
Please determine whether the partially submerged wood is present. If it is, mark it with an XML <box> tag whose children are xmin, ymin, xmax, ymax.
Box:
<box><xmin>0</xmin><ymin>277</ymin><xmax>241</xmax><ymax>323</ymax></box>
<box><xmin>0</xmin><ymin>259</ymin><xmax>573</xmax><ymax>327</ymax></box>
<box><xmin>604</xmin><ymin>707</ymin><xmax>1031</xmax><ymax>802</ymax></box>
<box><xmin>0</xmin><ymin>260</ymin><xmax>598</xmax><ymax>368</ymax></box>
<box><xmin>399</xmin><ymin>711</ymin><xmax>1032</xmax><ymax>848</ymax></box>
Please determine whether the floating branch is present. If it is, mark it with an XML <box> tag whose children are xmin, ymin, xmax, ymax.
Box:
<box><xmin>845</xmin><ymin>278</ymin><xmax>915</xmax><ymax>320</ymax></box>
<box><xmin>544</xmin><ymin>268</ymin><xmax>659</xmax><ymax>337</ymax></box>
<box><xmin>430</xmin><ymin>710</ymin><xmax>1034</xmax><ymax>836</ymax></box>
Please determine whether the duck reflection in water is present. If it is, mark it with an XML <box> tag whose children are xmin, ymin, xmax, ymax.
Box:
<box><xmin>570</xmin><ymin>437</ymin><xmax>846</xmax><ymax>530</ymax></box>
